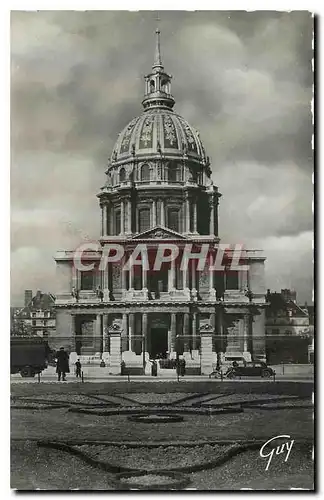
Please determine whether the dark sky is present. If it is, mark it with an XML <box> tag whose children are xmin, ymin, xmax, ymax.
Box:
<box><xmin>11</xmin><ymin>10</ymin><xmax>313</xmax><ymax>305</ymax></box>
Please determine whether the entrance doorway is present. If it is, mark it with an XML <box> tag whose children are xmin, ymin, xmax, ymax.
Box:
<box><xmin>149</xmin><ymin>328</ymin><xmax>168</xmax><ymax>359</ymax></box>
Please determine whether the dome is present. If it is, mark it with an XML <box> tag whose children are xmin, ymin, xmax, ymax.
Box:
<box><xmin>111</xmin><ymin>108</ymin><xmax>207</xmax><ymax>166</ymax></box>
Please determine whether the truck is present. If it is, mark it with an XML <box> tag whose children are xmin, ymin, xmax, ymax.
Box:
<box><xmin>11</xmin><ymin>336</ymin><xmax>50</xmax><ymax>377</ymax></box>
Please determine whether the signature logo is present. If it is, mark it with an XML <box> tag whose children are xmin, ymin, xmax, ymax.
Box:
<box><xmin>260</xmin><ymin>435</ymin><xmax>294</xmax><ymax>471</ymax></box>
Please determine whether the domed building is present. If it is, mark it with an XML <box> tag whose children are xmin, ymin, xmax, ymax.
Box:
<box><xmin>54</xmin><ymin>29</ymin><xmax>267</xmax><ymax>374</ymax></box>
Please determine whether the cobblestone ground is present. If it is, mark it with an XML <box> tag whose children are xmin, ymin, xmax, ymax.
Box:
<box><xmin>11</xmin><ymin>382</ymin><xmax>314</xmax><ymax>491</ymax></box>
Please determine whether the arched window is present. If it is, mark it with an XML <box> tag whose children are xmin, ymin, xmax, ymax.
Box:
<box><xmin>149</xmin><ymin>80</ymin><xmax>155</xmax><ymax>93</ymax></box>
<box><xmin>161</xmin><ymin>79</ymin><xmax>168</xmax><ymax>93</ymax></box>
<box><xmin>168</xmin><ymin>208</ymin><xmax>179</xmax><ymax>232</ymax></box>
<box><xmin>141</xmin><ymin>164</ymin><xmax>150</xmax><ymax>182</ymax></box>
<box><xmin>119</xmin><ymin>167</ymin><xmax>126</xmax><ymax>183</ymax></box>
<box><xmin>139</xmin><ymin>208</ymin><xmax>151</xmax><ymax>233</ymax></box>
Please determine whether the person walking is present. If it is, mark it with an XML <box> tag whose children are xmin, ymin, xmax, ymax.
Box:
<box><xmin>56</xmin><ymin>346</ymin><xmax>70</xmax><ymax>381</ymax></box>
<box><xmin>75</xmin><ymin>359</ymin><xmax>82</xmax><ymax>378</ymax></box>
<box><xmin>180</xmin><ymin>357</ymin><xmax>186</xmax><ymax>377</ymax></box>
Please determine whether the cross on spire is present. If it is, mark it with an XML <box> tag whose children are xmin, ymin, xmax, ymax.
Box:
<box><xmin>153</xmin><ymin>12</ymin><xmax>163</xmax><ymax>70</ymax></box>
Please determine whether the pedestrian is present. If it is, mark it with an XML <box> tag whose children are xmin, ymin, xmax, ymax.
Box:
<box><xmin>56</xmin><ymin>346</ymin><xmax>70</xmax><ymax>381</ymax></box>
<box><xmin>151</xmin><ymin>359</ymin><xmax>158</xmax><ymax>377</ymax></box>
<box><xmin>75</xmin><ymin>359</ymin><xmax>82</xmax><ymax>378</ymax></box>
<box><xmin>180</xmin><ymin>357</ymin><xmax>186</xmax><ymax>377</ymax></box>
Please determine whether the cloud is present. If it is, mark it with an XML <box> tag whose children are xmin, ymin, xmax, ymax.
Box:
<box><xmin>10</xmin><ymin>10</ymin><xmax>313</xmax><ymax>304</ymax></box>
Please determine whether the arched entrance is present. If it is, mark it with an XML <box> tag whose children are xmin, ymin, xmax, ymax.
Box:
<box><xmin>147</xmin><ymin>313</ymin><xmax>170</xmax><ymax>359</ymax></box>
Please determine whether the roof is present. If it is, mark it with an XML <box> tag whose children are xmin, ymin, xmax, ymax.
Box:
<box><xmin>110</xmin><ymin>109</ymin><xmax>207</xmax><ymax>167</ymax></box>
<box><xmin>267</xmin><ymin>292</ymin><xmax>309</xmax><ymax>317</ymax></box>
<box><xmin>18</xmin><ymin>292</ymin><xmax>56</xmax><ymax>316</ymax></box>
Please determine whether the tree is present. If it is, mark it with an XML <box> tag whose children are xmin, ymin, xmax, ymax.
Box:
<box><xmin>10</xmin><ymin>317</ymin><xmax>32</xmax><ymax>337</ymax></box>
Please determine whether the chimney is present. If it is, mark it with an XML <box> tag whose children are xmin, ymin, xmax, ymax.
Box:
<box><xmin>24</xmin><ymin>290</ymin><xmax>32</xmax><ymax>307</ymax></box>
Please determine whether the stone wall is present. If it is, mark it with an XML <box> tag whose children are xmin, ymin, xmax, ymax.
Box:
<box><xmin>252</xmin><ymin>309</ymin><xmax>266</xmax><ymax>360</ymax></box>
<box><xmin>49</xmin><ymin>310</ymin><xmax>73</xmax><ymax>351</ymax></box>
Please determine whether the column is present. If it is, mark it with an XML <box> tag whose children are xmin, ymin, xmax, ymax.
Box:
<box><xmin>214</xmin><ymin>199</ymin><xmax>219</xmax><ymax>236</ymax></box>
<box><xmin>109</xmin><ymin>332</ymin><xmax>121</xmax><ymax>374</ymax></box>
<box><xmin>243</xmin><ymin>313</ymin><xmax>249</xmax><ymax>352</ymax></box>
<box><xmin>103</xmin><ymin>314</ymin><xmax>109</xmax><ymax>352</ymax></box>
<box><xmin>191</xmin><ymin>259</ymin><xmax>197</xmax><ymax>294</ymax></box>
<box><xmin>122</xmin><ymin>313</ymin><xmax>128</xmax><ymax>352</ymax></box>
<box><xmin>95</xmin><ymin>314</ymin><xmax>103</xmax><ymax>354</ymax></box>
<box><xmin>103</xmin><ymin>264</ymin><xmax>110</xmax><ymax>302</ymax></box>
<box><xmin>210</xmin><ymin>312</ymin><xmax>216</xmax><ymax>354</ymax></box>
<box><xmin>170</xmin><ymin>313</ymin><xmax>177</xmax><ymax>352</ymax></box>
<box><xmin>160</xmin><ymin>199</ymin><xmax>165</xmax><ymax>226</ymax></box>
<box><xmin>129</xmin><ymin>256</ymin><xmax>134</xmax><ymax>290</ymax></box>
<box><xmin>209</xmin><ymin>253</ymin><xmax>216</xmax><ymax>299</ymax></box>
<box><xmin>72</xmin><ymin>264</ymin><xmax>77</xmax><ymax>290</ymax></box>
<box><xmin>168</xmin><ymin>259</ymin><xmax>176</xmax><ymax>291</ymax></box>
<box><xmin>142</xmin><ymin>251</ymin><xmax>148</xmax><ymax>291</ymax></box>
<box><xmin>183</xmin><ymin>267</ymin><xmax>188</xmax><ymax>289</ymax></box>
<box><xmin>121</xmin><ymin>253</ymin><xmax>127</xmax><ymax>292</ymax></box>
<box><xmin>183</xmin><ymin>313</ymin><xmax>190</xmax><ymax>352</ymax></box>
<box><xmin>209</xmin><ymin>195</ymin><xmax>214</xmax><ymax>235</ymax></box>
<box><xmin>129</xmin><ymin>313</ymin><xmax>135</xmax><ymax>352</ymax></box>
<box><xmin>217</xmin><ymin>309</ymin><xmax>224</xmax><ymax>357</ymax></box>
<box><xmin>152</xmin><ymin>200</ymin><xmax>157</xmax><ymax>227</ymax></box>
<box><xmin>192</xmin><ymin>313</ymin><xmax>197</xmax><ymax>350</ymax></box>
<box><xmin>71</xmin><ymin>314</ymin><xmax>76</xmax><ymax>352</ymax></box>
<box><xmin>120</xmin><ymin>200</ymin><xmax>125</xmax><ymax>234</ymax></box>
<box><xmin>101</xmin><ymin>206</ymin><xmax>105</xmax><ymax>236</ymax></box>
<box><xmin>200</xmin><ymin>331</ymin><xmax>213</xmax><ymax>375</ymax></box>
<box><xmin>106</xmin><ymin>203</ymin><xmax>111</xmax><ymax>236</ymax></box>
<box><xmin>185</xmin><ymin>193</ymin><xmax>190</xmax><ymax>233</ymax></box>
<box><xmin>126</xmin><ymin>199</ymin><xmax>132</xmax><ymax>234</ymax></box>
<box><xmin>142</xmin><ymin>313</ymin><xmax>148</xmax><ymax>356</ymax></box>
<box><xmin>193</xmin><ymin>200</ymin><xmax>197</xmax><ymax>233</ymax></box>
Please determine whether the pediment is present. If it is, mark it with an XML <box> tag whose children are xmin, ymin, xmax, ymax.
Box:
<box><xmin>132</xmin><ymin>226</ymin><xmax>188</xmax><ymax>240</ymax></box>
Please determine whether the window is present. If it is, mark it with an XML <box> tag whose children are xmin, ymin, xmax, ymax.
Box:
<box><xmin>80</xmin><ymin>270</ymin><xmax>94</xmax><ymax>290</ymax></box>
<box><xmin>119</xmin><ymin>167</ymin><xmax>126</xmax><ymax>183</ymax></box>
<box><xmin>272</xmin><ymin>329</ymin><xmax>279</xmax><ymax>335</ymax></box>
<box><xmin>149</xmin><ymin>80</ymin><xmax>155</xmax><ymax>92</ymax></box>
<box><xmin>115</xmin><ymin>210</ymin><xmax>121</xmax><ymax>235</ymax></box>
<box><xmin>32</xmin><ymin>320</ymin><xmax>36</xmax><ymax>326</ymax></box>
<box><xmin>168</xmin><ymin>208</ymin><xmax>179</xmax><ymax>232</ymax></box>
<box><xmin>226</xmin><ymin>270</ymin><xmax>239</xmax><ymax>290</ymax></box>
<box><xmin>141</xmin><ymin>164</ymin><xmax>150</xmax><ymax>182</ymax></box>
<box><xmin>161</xmin><ymin>79</ymin><xmax>169</xmax><ymax>93</ymax></box>
<box><xmin>139</xmin><ymin>208</ymin><xmax>150</xmax><ymax>233</ymax></box>
<box><xmin>167</xmin><ymin>164</ymin><xmax>180</xmax><ymax>182</ymax></box>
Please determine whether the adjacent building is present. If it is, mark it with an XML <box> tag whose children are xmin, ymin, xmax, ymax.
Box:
<box><xmin>265</xmin><ymin>289</ymin><xmax>312</xmax><ymax>364</ymax></box>
<box><xmin>12</xmin><ymin>290</ymin><xmax>56</xmax><ymax>339</ymax></box>
<box><xmin>53</xmin><ymin>29</ymin><xmax>267</xmax><ymax>374</ymax></box>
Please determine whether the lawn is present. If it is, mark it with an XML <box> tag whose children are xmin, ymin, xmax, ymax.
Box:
<box><xmin>11</xmin><ymin>381</ymin><xmax>314</xmax><ymax>490</ymax></box>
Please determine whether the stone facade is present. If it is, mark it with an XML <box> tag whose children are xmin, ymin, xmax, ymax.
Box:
<box><xmin>53</xmin><ymin>29</ymin><xmax>267</xmax><ymax>374</ymax></box>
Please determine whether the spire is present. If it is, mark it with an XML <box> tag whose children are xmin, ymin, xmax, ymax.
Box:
<box><xmin>142</xmin><ymin>19</ymin><xmax>175</xmax><ymax>111</ymax></box>
<box><xmin>153</xmin><ymin>27</ymin><xmax>163</xmax><ymax>71</ymax></box>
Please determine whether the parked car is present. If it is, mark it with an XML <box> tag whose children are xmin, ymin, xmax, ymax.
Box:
<box><xmin>226</xmin><ymin>361</ymin><xmax>275</xmax><ymax>379</ymax></box>
<box><xmin>11</xmin><ymin>336</ymin><xmax>49</xmax><ymax>377</ymax></box>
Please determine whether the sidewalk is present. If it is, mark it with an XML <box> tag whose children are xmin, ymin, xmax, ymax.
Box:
<box><xmin>11</xmin><ymin>367</ymin><xmax>313</xmax><ymax>384</ymax></box>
